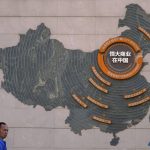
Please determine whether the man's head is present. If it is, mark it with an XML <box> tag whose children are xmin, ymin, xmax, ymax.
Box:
<box><xmin>0</xmin><ymin>122</ymin><xmax>8</xmax><ymax>139</ymax></box>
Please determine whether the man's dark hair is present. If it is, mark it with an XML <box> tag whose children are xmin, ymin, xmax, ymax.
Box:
<box><xmin>0</xmin><ymin>122</ymin><xmax>6</xmax><ymax>128</ymax></box>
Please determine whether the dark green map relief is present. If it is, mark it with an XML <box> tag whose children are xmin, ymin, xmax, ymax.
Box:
<box><xmin>0</xmin><ymin>4</ymin><xmax>150</xmax><ymax>145</ymax></box>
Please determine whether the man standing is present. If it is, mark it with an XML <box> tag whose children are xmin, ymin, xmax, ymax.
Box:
<box><xmin>0</xmin><ymin>122</ymin><xmax>8</xmax><ymax>150</ymax></box>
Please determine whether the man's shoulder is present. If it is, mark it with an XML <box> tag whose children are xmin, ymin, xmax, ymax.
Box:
<box><xmin>0</xmin><ymin>139</ymin><xmax>6</xmax><ymax>150</ymax></box>
<box><xmin>0</xmin><ymin>139</ymin><xmax>4</xmax><ymax>145</ymax></box>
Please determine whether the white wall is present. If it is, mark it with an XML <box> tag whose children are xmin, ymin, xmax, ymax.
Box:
<box><xmin>0</xmin><ymin>0</ymin><xmax>150</xmax><ymax>149</ymax></box>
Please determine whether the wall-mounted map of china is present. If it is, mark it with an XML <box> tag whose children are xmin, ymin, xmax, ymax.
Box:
<box><xmin>0</xmin><ymin>4</ymin><xmax>150</xmax><ymax>146</ymax></box>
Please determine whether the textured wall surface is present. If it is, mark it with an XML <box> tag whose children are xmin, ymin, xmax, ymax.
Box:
<box><xmin>0</xmin><ymin>0</ymin><xmax>150</xmax><ymax>150</ymax></box>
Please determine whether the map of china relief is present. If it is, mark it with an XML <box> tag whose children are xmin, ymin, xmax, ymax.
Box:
<box><xmin>0</xmin><ymin>4</ymin><xmax>150</xmax><ymax>146</ymax></box>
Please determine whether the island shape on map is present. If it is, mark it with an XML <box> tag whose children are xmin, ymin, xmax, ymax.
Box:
<box><xmin>0</xmin><ymin>4</ymin><xmax>150</xmax><ymax>145</ymax></box>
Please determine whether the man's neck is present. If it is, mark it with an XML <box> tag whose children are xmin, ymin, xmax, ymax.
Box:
<box><xmin>0</xmin><ymin>137</ymin><xmax>4</xmax><ymax>140</ymax></box>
